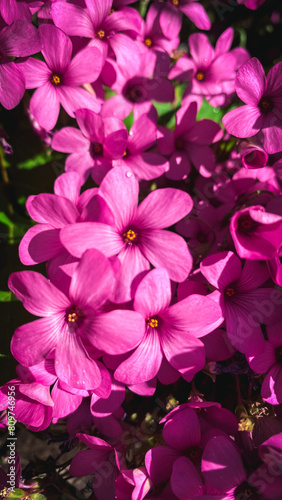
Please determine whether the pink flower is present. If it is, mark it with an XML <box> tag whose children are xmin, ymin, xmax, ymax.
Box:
<box><xmin>169</xmin><ymin>28</ymin><xmax>249</xmax><ymax>108</ymax></box>
<box><xmin>0</xmin><ymin>20</ymin><xmax>41</xmax><ymax>109</ymax></box>
<box><xmin>222</xmin><ymin>58</ymin><xmax>282</xmax><ymax>154</ymax></box>
<box><xmin>51</xmin><ymin>0</ymin><xmax>142</xmax><ymax>77</ymax></box>
<box><xmin>114</xmin><ymin>268</ymin><xmax>222</xmax><ymax>385</ymax></box>
<box><xmin>52</xmin><ymin>109</ymin><xmax>128</xmax><ymax>183</ymax></box>
<box><xmin>247</xmin><ymin>323</ymin><xmax>282</xmax><ymax>405</ymax></box>
<box><xmin>153</xmin><ymin>0</ymin><xmax>211</xmax><ymax>33</ymax></box>
<box><xmin>60</xmin><ymin>166</ymin><xmax>193</xmax><ymax>303</ymax></box>
<box><xmin>17</xmin><ymin>24</ymin><xmax>103</xmax><ymax>130</ymax></box>
<box><xmin>158</xmin><ymin>102</ymin><xmax>223</xmax><ymax>179</ymax></box>
<box><xmin>230</xmin><ymin>205</ymin><xmax>282</xmax><ymax>260</ymax></box>
<box><xmin>9</xmin><ymin>249</ymin><xmax>145</xmax><ymax>390</ymax></box>
<box><xmin>237</xmin><ymin>0</ymin><xmax>266</xmax><ymax>9</ymax></box>
<box><xmin>200</xmin><ymin>251</ymin><xmax>282</xmax><ymax>355</ymax></box>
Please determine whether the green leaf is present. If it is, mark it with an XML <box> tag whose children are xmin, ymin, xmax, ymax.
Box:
<box><xmin>123</xmin><ymin>112</ymin><xmax>134</xmax><ymax>132</ymax></box>
<box><xmin>196</xmin><ymin>99</ymin><xmax>224</xmax><ymax>125</ymax></box>
<box><xmin>31</xmin><ymin>494</ymin><xmax>47</xmax><ymax>500</ymax></box>
<box><xmin>0</xmin><ymin>290</ymin><xmax>12</xmax><ymax>301</ymax></box>
<box><xmin>0</xmin><ymin>212</ymin><xmax>13</xmax><ymax>228</ymax></box>
<box><xmin>17</xmin><ymin>151</ymin><xmax>63</xmax><ymax>170</ymax></box>
<box><xmin>7</xmin><ymin>488</ymin><xmax>25</xmax><ymax>499</ymax></box>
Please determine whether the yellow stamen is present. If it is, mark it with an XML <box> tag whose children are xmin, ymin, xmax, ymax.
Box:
<box><xmin>123</xmin><ymin>229</ymin><xmax>137</xmax><ymax>243</ymax></box>
<box><xmin>51</xmin><ymin>74</ymin><xmax>60</xmax><ymax>85</ymax></box>
<box><xmin>96</xmin><ymin>30</ymin><xmax>105</xmax><ymax>40</ymax></box>
<box><xmin>172</xmin><ymin>0</ymin><xmax>179</xmax><ymax>5</ymax></box>
<box><xmin>145</xmin><ymin>38</ymin><xmax>152</xmax><ymax>47</ymax></box>
<box><xmin>196</xmin><ymin>71</ymin><xmax>205</xmax><ymax>81</ymax></box>
<box><xmin>146</xmin><ymin>317</ymin><xmax>158</xmax><ymax>328</ymax></box>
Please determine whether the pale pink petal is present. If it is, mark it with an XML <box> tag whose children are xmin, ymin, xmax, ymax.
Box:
<box><xmin>141</xmin><ymin>229</ymin><xmax>192</xmax><ymax>282</ymax></box>
<box><xmin>87</xmin><ymin>310</ymin><xmax>145</xmax><ymax>355</ymax></box>
<box><xmin>134</xmin><ymin>268</ymin><xmax>171</xmax><ymax>317</ymax></box>
<box><xmin>51</xmin><ymin>2</ymin><xmax>94</xmax><ymax>38</ymax></box>
<box><xmin>11</xmin><ymin>315</ymin><xmax>63</xmax><ymax>366</ymax></box>
<box><xmin>57</xmin><ymin>86</ymin><xmax>101</xmax><ymax>118</ymax></box>
<box><xmin>64</xmin><ymin>47</ymin><xmax>103</xmax><ymax>86</ymax></box>
<box><xmin>114</xmin><ymin>328</ymin><xmax>162</xmax><ymax>384</ymax></box>
<box><xmin>55</xmin><ymin>324</ymin><xmax>102</xmax><ymax>390</ymax></box>
<box><xmin>19</xmin><ymin>225</ymin><xmax>63</xmax><ymax>265</ymax></box>
<box><xmin>200</xmin><ymin>251</ymin><xmax>242</xmax><ymax>291</ymax></box>
<box><xmin>235</xmin><ymin>57</ymin><xmax>266</xmax><ymax>105</ymax></box>
<box><xmin>9</xmin><ymin>271</ymin><xmax>69</xmax><ymax>316</ymax></box>
<box><xmin>16</xmin><ymin>57</ymin><xmax>49</xmax><ymax>88</ymax></box>
<box><xmin>69</xmin><ymin>249</ymin><xmax>115</xmax><ymax>310</ymax></box>
<box><xmin>52</xmin><ymin>127</ymin><xmax>89</xmax><ymax>153</ymax></box>
<box><xmin>181</xmin><ymin>2</ymin><xmax>211</xmax><ymax>30</ymax></box>
<box><xmin>112</xmin><ymin>245</ymin><xmax>151</xmax><ymax>303</ymax></box>
<box><xmin>99</xmin><ymin>166</ymin><xmax>139</xmax><ymax>232</ymax></box>
<box><xmin>60</xmin><ymin>222</ymin><xmax>124</xmax><ymax>258</ymax></box>
<box><xmin>136</xmin><ymin>188</ymin><xmax>193</xmax><ymax>229</ymax></box>
<box><xmin>222</xmin><ymin>105</ymin><xmax>263</xmax><ymax>138</ymax></box>
<box><xmin>30</xmin><ymin>82</ymin><xmax>60</xmax><ymax>131</ymax></box>
<box><xmin>39</xmin><ymin>24</ymin><xmax>72</xmax><ymax>73</ymax></box>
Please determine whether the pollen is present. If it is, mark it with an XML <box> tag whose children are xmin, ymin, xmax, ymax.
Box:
<box><xmin>96</xmin><ymin>30</ymin><xmax>105</xmax><ymax>39</ymax></box>
<box><xmin>172</xmin><ymin>0</ymin><xmax>179</xmax><ymax>5</ymax></box>
<box><xmin>123</xmin><ymin>229</ymin><xmax>137</xmax><ymax>243</ymax></box>
<box><xmin>146</xmin><ymin>317</ymin><xmax>159</xmax><ymax>328</ymax></box>
<box><xmin>67</xmin><ymin>305</ymin><xmax>82</xmax><ymax>324</ymax></box>
<box><xmin>51</xmin><ymin>74</ymin><xmax>61</xmax><ymax>85</ymax></box>
<box><xmin>225</xmin><ymin>287</ymin><xmax>235</xmax><ymax>297</ymax></box>
<box><xmin>145</xmin><ymin>38</ymin><xmax>152</xmax><ymax>47</ymax></box>
<box><xmin>196</xmin><ymin>71</ymin><xmax>205</xmax><ymax>81</ymax></box>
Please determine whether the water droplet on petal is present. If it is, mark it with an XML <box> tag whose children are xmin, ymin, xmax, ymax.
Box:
<box><xmin>126</xmin><ymin>171</ymin><xmax>132</xmax><ymax>178</ymax></box>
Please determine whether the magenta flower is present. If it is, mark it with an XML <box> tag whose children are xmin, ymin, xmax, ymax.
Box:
<box><xmin>9</xmin><ymin>249</ymin><xmax>145</xmax><ymax>390</ymax></box>
<box><xmin>154</xmin><ymin>0</ymin><xmax>211</xmax><ymax>33</ymax></box>
<box><xmin>70</xmin><ymin>433</ymin><xmax>122</xmax><ymax>500</ymax></box>
<box><xmin>61</xmin><ymin>166</ymin><xmax>193</xmax><ymax>302</ymax></box>
<box><xmin>114</xmin><ymin>268</ymin><xmax>222</xmax><ymax>385</ymax></box>
<box><xmin>158</xmin><ymin>103</ymin><xmax>223</xmax><ymax>179</ymax></box>
<box><xmin>51</xmin><ymin>0</ymin><xmax>142</xmax><ymax>77</ymax></box>
<box><xmin>237</xmin><ymin>0</ymin><xmax>266</xmax><ymax>9</ymax></box>
<box><xmin>114</xmin><ymin>113</ymin><xmax>169</xmax><ymax>181</ymax></box>
<box><xmin>0</xmin><ymin>0</ymin><xmax>32</xmax><ymax>24</ymax></box>
<box><xmin>137</xmin><ymin>3</ymin><xmax>180</xmax><ymax>56</ymax></box>
<box><xmin>0</xmin><ymin>380</ymin><xmax>53</xmax><ymax>431</ymax></box>
<box><xmin>52</xmin><ymin>108</ymin><xmax>128</xmax><ymax>183</ymax></box>
<box><xmin>169</xmin><ymin>28</ymin><xmax>249</xmax><ymax>108</ymax></box>
<box><xmin>101</xmin><ymin>51</ymin><xmax>174</xmax><ymax>121</ymax></box>
<box><xmin>200</xmin><ymin>251</ymin><xmax>282</xmax><ymax>355</ymax></box>
<box><xmin>247</xmin><ymin>323</ymin><xmax>282</xmax><ymax>405</ymax></box>
<box><xmin>0</xmin><ymin>20</ymin><xmax>41</xmax><ymax>109</ymax></box>
<box><xmin>17</xmin><ymin>24</ymin><xmax>103</xmax><ymax>130</ymax></box>
<box><xmin>230</xmin><ymin>205</ymin><xmax>282</xmax><ymax>260</ymax></box>
<box><xmin>223</xmin><ymin>58</ymin><xmax>282</xmax><ymax>154</ymax></box>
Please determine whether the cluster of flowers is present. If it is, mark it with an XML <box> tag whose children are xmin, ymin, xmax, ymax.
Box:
<box><xmin>0</xmin><ymin>0</ymin><xmax>282</xmax><ymax>498</ymax></box>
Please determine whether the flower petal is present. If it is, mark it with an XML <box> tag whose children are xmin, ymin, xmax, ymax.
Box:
<box><xmin>30</xmin><ymin>83</ymin><xmax>60</xmax><ymax>131</ymax></box>
<box><xmin>235</xmin><ymin>57</ymin><xmax>266</xmax><ymax>105</ymax></box>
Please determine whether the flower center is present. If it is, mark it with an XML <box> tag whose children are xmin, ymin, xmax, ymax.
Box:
<box><xmin>172</xmin><ymin>0</ymin><xmax>179</xmax><ymax>5</ymax></box>
<box><xmin>224</xmin><ymin>286</ymin><xmax>235</xmax><ymax>297</ymax></box>
<box><xmin>196</xmin><ymin>71</ymin><xmax>205</xmax><ymax>81</ymax></box>
<box><xmin>275</xmin><ymin>345</ymin><xmax>282</xmax><ymax>363</ymax></box>
<box><xmin>66</xmin><ymin>305</ymin><xmax>83</xmax><ymax>325</ymax></box>
<box><xmin>123</xmin><ymin>229</ymin><xmax>137</xmax><ymax>244</ymax></box>
<box><xmin>90</xmin><ymin>142</ymin><xmax>103</xmax><ymax>158</ymax></box>
<box><xmin>96</xmin><ymin>30</ymin><xmax>106</xmax><ymax>40</ymax></box>
<box><xmin>125</xmin><ymin>86</ymin><xmax>145</xmax><ymax>103</ymax></box>
<box><xmin>258</xmin><ymin>96</ymin><xmax>273</xmax><ymax>112</ymax></box>
<box><xmin>51</xmin><ymin>74</ymin><xmax>61</xmax><ymax>86</ymax></box>
<box><xmin>185</xmin><ymin>446</ymin><xmax>202</xmax><ymax>465</ymax></box>
<box><xmin>146</xmin><ymin>317</ymin><xmax>159</xmax><ymax>328</ymax></box>
<box><xmin>145</xmin><ymin>37</ymin><xmax>152</xmax><ymax>47</ymax></box>
<box><xmin>175</xmin><ymin>138</ymin><xmax>184</xmax><ymax>150</ymax></box>
<box><xmin>234</xmin><ymin>481</ymin><xmax>259</xmax><ymax>500</ymax></box>
<box><xmin>237</xmin><ymin>213</ymin><xmax>258</xmax><ymax>234</ymax></box>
